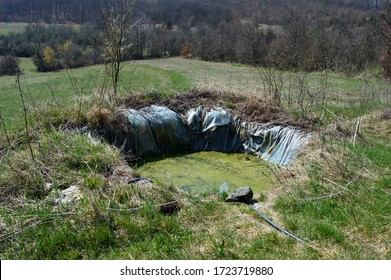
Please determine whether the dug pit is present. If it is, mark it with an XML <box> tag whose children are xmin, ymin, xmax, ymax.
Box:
<box><xmin>90</xmin><ymin>91</ymin><xmax>310</xmax><ymax>196</ymax></box>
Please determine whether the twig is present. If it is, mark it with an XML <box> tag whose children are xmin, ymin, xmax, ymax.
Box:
<box><xmin>322</xmin><ymin>105</ymin><xmax>339</xmax><ymax>119</ymax></box>
<box><xmin>0</xmin><ymin>111</ymin><xmax>11</xmax><ymax>147</ymax></box>
<box><xmin>352</xmin><ymin>117</ymin><xmax>362</xmax><ymax>147</ymax></box>
<box><xmin>0</xmin><ymin>209</ymin><xmax>82</xmax><ymax>218</ymax></box>
<box><xmin>0</xmin><ymin>220</ymin><xmax>52</xmax><ymax>242</ymax></box>
<box><xmin>265</xmin><ymin>162</ymin><xmax>289</xmax><ymax>188</ymax></box>
<box><xmin>305</xmin><ymin>169</ymin><xmax>363</xmax><ymax>201</ymax></box>
<box><xmin>305</xmin><ymin>191</ymin><xmax>344</xmax><ymax>201</ymax></box>
<box><xmin>322</xmin><ymin>177</ymin><xmax>378</xmax><ymax>208</ymax></box>
<box><xmin>16</xmin><ymin>74</ymin><xmax>35</xmax><ymax>161</ymax></box>
<box><xmin>65</xmin><ymin>68</ymin><xmax>83</xmax><ymax>125</ymax></box>
<box><xmin>45</xmin><ymin>75</ymin><xmax>62</xmax><ymax>107</ymax></box>
<box><xmin>22</xmin><ymin>74</ymin><xmax>39</xmax><ymax>109</ymax></box>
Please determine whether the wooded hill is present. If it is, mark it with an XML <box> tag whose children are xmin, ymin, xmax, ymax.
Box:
<box><xmin>1</xmin><ymin>0</ymin><xmax>390</xmax><ymax>76</ymax></box>
<box><xmin>0</xmin><ymin>0</ymin><xmax>385</xmax><ymax>24</ymax></box>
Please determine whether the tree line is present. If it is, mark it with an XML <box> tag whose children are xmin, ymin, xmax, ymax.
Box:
<box><xmin>0</xmin><ymin>0</ymin><xmax>390</xmax><ymax>78</ymax></box>
<box><xmin>0</xmin><ymin>1</ymin><xmax>386</xmax><ymax>24</ymax></box>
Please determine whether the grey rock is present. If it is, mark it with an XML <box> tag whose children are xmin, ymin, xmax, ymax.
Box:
<box><xmin>55</xmin><ymin>185</ymin><xmax>82</xmax><ymax>205</ymax></box>
<box><xmin>226</xmin><ymin>187</ymin><xmax>253</xmax><ymax>204</ymax></box>
<box><xmin>128</xmin><ymin>177</ymin><xmax>152</xmax><ymax>185</ymax></box>
<box><xmin>80</xmin><ymin>126</ymin><xmax>90</xmax><ymax>134</ymax></box>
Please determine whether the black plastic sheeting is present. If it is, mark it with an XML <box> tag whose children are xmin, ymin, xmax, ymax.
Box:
<box><xmin>243</xmin><ymin>123</ymin><xmax>308</xmax><ymax>165</ymax></box>
<box><xmin>125</xmin><ymin>106</ymin><xmax>188</xmax><ymax>156</ymax></box>
<box><xmin>187</xmin><ymin>107</ymin><xmax>242</xmax><ymax>153</ymax></box>
<box><xmin>118</xmin><ymin>105</ymin><xmax>307</xmax><ymax>165</ymax></box>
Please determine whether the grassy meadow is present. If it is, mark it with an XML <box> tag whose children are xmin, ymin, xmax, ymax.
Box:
<box><xmin>1</xmin><ymin>57</ymin><xmax>387</xmax><ymax>131</ymax></box>
<box><xmin>0</xmin><ymin>22</ymin><xmax>29</xmax><ymax>35</ymax></box>
<box><xmin>0</xmin><ymin>58</ymin><xmax>191</xmax><ymax>131</ymax></box>
<box><xmin>0</xmin><ymin>57</ymin><xmax>390</xmax><ymax>259</ymax></box>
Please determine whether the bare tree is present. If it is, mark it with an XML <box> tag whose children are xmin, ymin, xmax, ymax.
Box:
<box><xmin>100</xmin><ymin>0</ymin><xmax>136</xmax><ymax>101</ymax></box>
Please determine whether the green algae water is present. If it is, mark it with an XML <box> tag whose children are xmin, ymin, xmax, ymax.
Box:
<box><xmin>136</xmin><ymin>151</ymin><xmax>275</xmax><ymax>195</ymax></box>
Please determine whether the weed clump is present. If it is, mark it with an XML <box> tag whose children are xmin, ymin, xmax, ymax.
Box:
<box><xmin>0</xmin><ymin>131</ymin><xmax>121</xmax><ymax>204</ymax></box>
<box><xmin>86</xmin><ymin>107</ymin><xmax>113</xmax><ymax>128</ymax></box>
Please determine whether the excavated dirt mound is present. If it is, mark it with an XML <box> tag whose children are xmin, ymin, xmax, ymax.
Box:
<box><xmin>120</xmin><ymin>90</ymin><xmax>313</xmax><ymax>129</ymax></box>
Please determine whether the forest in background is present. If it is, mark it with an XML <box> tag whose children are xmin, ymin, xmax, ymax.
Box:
<box><xmin>0</xmin><ymin>0</ymin><xmax>390</xmax><ymax>76</ymax></box>
<box><xmin>0</xmin><ymin>0</ymin><xmax>385</xmax><ymax>24</ymax></box>
<box><xmin>1</xmin><ymin>1</ymin><xmax>390</xmax><ymax>261</ymax></box>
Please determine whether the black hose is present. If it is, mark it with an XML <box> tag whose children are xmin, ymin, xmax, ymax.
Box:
<box><xmin>251</xmin><ymin>206</ymin><xmax>305</xmax><ymax>243</ymax></box>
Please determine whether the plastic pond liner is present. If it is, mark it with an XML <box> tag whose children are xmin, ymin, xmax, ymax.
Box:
<box><xmin>106</xmin><ymin>105</ymin><xmax>309</xmax><ymax>242</ymax></box>
<box><xmin>118</xmin><ymin>106</ymin><xmax>308</xmax><ymax>161</ymax></box>
<box><xmin>105</xmin><ymin>105</ymin><xmax>308</xmax><ymax>194</ymax></box>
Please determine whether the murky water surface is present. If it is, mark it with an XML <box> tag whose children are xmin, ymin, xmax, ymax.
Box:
<box><xmin>136</xmin><ymin>151</ymin><xmax>275</xmax><ymax>194</ymax></box>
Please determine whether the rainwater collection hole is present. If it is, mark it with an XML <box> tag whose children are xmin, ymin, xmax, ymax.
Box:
<box><xmin>136</xmin><ymin>151</ymin><xmax>275</xmax><ymax>195</ymax></box>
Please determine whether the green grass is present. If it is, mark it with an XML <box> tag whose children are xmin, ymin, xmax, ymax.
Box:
<box><xmin>272</xmin><ymin>132</ymin><xmax>391</xmax><ymax>259</ymax></box>
<box><xmin>349</xmin><ymin>142</ymin><xmax>391</xmax><ymax>168</ymax></box>
<box><xmin>1</xmin><ymin>57</ymin><xmax>385</xmax><ymax>133</ymax></box>
<box><xmin>1</xmin><ymin>199</ymin><xmax>300</xmax><ymax>259</ymax></box>
<box><xmin>124</xmin><ymin>64</ymin><xmax>191</xmax><ymax>95</ymax></box>
<box><xmin>134</xmin><ymin>58</ymin><xmax>379</xmax><ymax>96</ymax></box>
<box><xmin>0</xmin><ymin>57</ymin><xmax>390</xmax><ymax>260</ymax></box>
<box><xmin>321</xmin><ymin>100</ymin><xmax>385</xmax><ymax>125</ymax></box>
<box><xmin>0</xmin><ymin>58</ymin><xmax>191</xmax><ymax>132</ymax></box>
<box><xmin>0</xmin><ymin>22</ymin><xmax>28</xmax><ymax>35</ymax></box>
<box><xmin>0</xmin><ymin>130</ymin><xmax>120</xmax><ymax>197</ymax></box>
<box><xmin>134</xmin><ymin>58</ymin><xmax>390</xmax><ymax>124</ymax></box>
<box><xmin>0</xmin><ymin>22</ymin><xmax>83</xmax><ymax>35</ymax></box>
<box><xmin>274</xmin><ymin>183</ymin><xmax>389</xmax><ymax>258</ymax></box>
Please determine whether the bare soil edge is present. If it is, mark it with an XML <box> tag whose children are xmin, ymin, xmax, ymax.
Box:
<box><xmin>120</xmin><ymin>89</ymin><xmax>315</xmax><ymax>129</ymax></box>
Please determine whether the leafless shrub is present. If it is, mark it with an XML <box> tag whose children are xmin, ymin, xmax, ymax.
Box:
<box><xmin>259</xmin><ymin>67</ymin><xmax>286</xmax><ymax>107</ymax></box>
<box><xmin>100</xmin><ymin>0</ymin><xmax>136</xmax><ymax>102</ymax></box>
<box><xmin>296</xmin><ymin>71</ymin><xmax>328</xmax><ymax>122</ymax></box>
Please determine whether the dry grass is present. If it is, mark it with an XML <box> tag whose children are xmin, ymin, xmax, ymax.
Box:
<box><xmin>121</xmin><ymin>89</ymin><xmax>309</xmax><ymax>127</ymax></box>
<box><xmin>86</xmin><ymin>107</ymin><xmax>113</xmax><ymax>128</ymax></box>
<box><xmin>1</xmin><ymin>57</ymin><xmax>390</xmax><ymax>259</ymax></box>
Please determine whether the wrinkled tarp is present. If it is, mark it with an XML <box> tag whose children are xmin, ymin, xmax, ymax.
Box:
<box><xmin>187</xmin><ymin>107</ymin><xmax>242</xmax><ymax>153</ymax></box>
<box><xmin>126</xmin><ymin>108</ymin><xmax>159</xmax><ymax>156</ymax></box>
<box><xmin>124</xmin><ymin>106</ymin><xmax>188</xmax><ymax>156</ymax></box>
<box><xmin>243</xmin><ymin>123</ymin><xmax>308</xmax><ymax>165</ymax></box>
<box><xmin>139</xmin><ymin>105</ymin><xmax>188</xmax><ymax>153</ymax></box>
<box><xmin>117</xmin><ymin>105</ymin><xmax>307</xmax><ymax>165</ymax></box>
